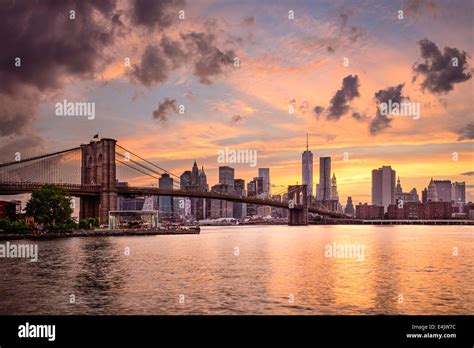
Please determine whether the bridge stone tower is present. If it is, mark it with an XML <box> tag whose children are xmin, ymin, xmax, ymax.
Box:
<box><xmin>80</xmin><ymin>138</ymin><xmax>117</xmax><ymax>224</ymax></box>
<box><xmin>288</xmin><ymin>184</ymin><xmax>308</xmax><ymax>226</ymax></box>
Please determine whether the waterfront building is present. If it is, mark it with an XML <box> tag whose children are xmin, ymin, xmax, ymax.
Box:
<box><xmin>219</xmin><ymin>166</ymin><xmax>235</xmax><ymax>188</ymax></box>
<box><xmin>233</xmin><ymin>178</ymin><xmax>247</xmax><ymax>219</ymax></box>
<box><xmin>344</xmin><ymin>197</ymin><xmax>354</xmax><ymax>216</ymax></box>
<box><xmin>427</xmin><ymin>178</ymin><xmax>437</xmax><ymax>201</ymax></box>
<box><xmin>355</xmin><ymin>203</ymin><xmax>384</xmax><ymax>220</ymax></box>
<box><xmin>434</xmin><ymin>180</ymin><xmax>452</xmax><ymax>202</ymax></box>
<box><xmin>258</xmin><ymin>168</ymin><xmax>270</xmax><ymax>196</ymax></box>
<box><xmin>158</xmin><ymin>173</ymin><xmax>174</xmax><ymax>221</ymax></box>
<box><xmin>372</xmin><ymin>166</ymin><xmax>396</xmax><ymax>211</ymax></box>
<box><xmin>395</xmin><ymin>177</ymin><xmax>419</xmax><ymax>203</ymax></box>
<box><xmin>387</xmin><ymin>201</ymin><xmax>453</xmax><ymax>220</ymax></box>
<box><xmin>452</xmin><ymin>182</ymin><xmax>466</xmax><ymax>203</ymax></box>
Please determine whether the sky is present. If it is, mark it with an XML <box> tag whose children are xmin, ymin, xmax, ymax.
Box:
<box><xmin>0</xmin><ymin>0</ymin><xmax>473</xmax><ymax>204</ymax></box>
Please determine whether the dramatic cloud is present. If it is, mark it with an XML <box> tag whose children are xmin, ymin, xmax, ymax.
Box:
<box><xmin>231</xmin><ymin>115</ymin><xmax>244</xmax><ymax>123</ymax></box>
<box><xmin>129</xmin><ymin>31</ymin><xmax>237</xmax><ymax>87</ymax></box>
<box><xmin>129</xmin><ymin>45</ymin><xmax>169</xmax><ymax>87</ymax></box>
<box><xmin>314</xmin><ymin>106</ymin><xmax>325</xmax><ymax>117</ymax></box>
<box><xmin>181</xmin><ymin>32</ymin><xmax>236</xmax><ymax>84</ymax></box>
<box><xmin>131</xmin><ymin>0</ymin><xmax>184</xmax><ymax>29</ymax></box>
<box><xmin>160</xmin><ymin>36</ymin><xmax>187</xmax><ymax>68</ymax></box>
<box><xmin>327</xmin><ymin>75</ymin><xmax>360</xmax><ymax>120</ymax></box>
<box><xmin>0</xmin><ymin>133</ymin><xmax>44</xmax><ymax>163</ymax></box>
<box><xmin>412</xmin><ymin>39</ymin><xmax>472</xmax><ymax>94</ymax></box>
<box><xmin>0</xmin><ymin>0</ymin><xmax>122</xmax><ymax>153</ymax></box>
<box><xmin>352</xmin><ymin>112</ymin><xmax>368</xmax><ymax>122</ymax></box>
<box><xmin>0</xmin><ymin>0</ymin><xmax>120</xmax><ymax>94</ymax></box>
<box><xmin>152</xmin><ymin>98</ymin><xmax>178</xmax><ymax>122</ymax></box>
<box><xmin>456</xmin><ymin>122</ymin><xmax>474</xmax><ymax>140</ymax></box>
<box><xmin>369</xmin><ymin>84</ymin><xmax>405</xmax><ymax>135</ymax></box>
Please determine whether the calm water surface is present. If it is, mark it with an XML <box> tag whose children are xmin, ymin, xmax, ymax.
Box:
<box><xmin>0</xmin><ymin>225</ymin><xmax>472</xmax><ymax>314</ymax></box>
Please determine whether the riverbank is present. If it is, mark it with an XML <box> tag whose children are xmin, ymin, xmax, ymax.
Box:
<box><xmin>0</xmin><ymin>227</ymin><xmax>200</xmax><ymax>241</ymax></box>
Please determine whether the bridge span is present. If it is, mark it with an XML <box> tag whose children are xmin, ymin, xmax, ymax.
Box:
<box><xmin>0</xmin><ymin>138</ymin><xmax>349</xmax><ymax>225</ymax></box>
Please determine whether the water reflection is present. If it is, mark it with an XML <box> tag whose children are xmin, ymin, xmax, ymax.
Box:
<box><xmin>0</xmin><ymin>225</ymin><xmax>472</xmax><ymax>314</ymax></box>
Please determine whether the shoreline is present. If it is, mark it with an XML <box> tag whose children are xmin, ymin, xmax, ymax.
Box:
<box><xmin>0</xmin><ymin>228</ymin><xmax>200</xmax><ymax>241</ymax></box>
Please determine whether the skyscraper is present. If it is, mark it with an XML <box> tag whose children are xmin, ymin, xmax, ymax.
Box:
<box><xmin>434</xmin><ymin>180</ymin><xmax>452</xmax><ymax>202</ymax></box>
<box><xmin>158</xmin><ymin>173</ymin><xmax>174</xmax><ymax>220</ymax></box>
<box><xmin>258</xmin><ymin>168</ymin><xmax>270</xmax><ymax>196</ymax></box>
<box><xmin>318</xmin><ymin>157</ymin><xmax>331</xmax><ymax>201</ymax></box>
<box><xmin>191</xmin><ymin>160</ymin><xmax>199</xmax><ymax>186</ymax></box>
<box><xmin>452</xmin><ymin>182</ymin><xmax>466</xmax><ymax>203</ymax></box>
<box><xmin>180</xmin><ymin>170</ymin><xmax>192</xmax><ymax>189</ymax></box>
<box><xmin>372</xmin><ymin>166</ymin><xmax>396</xmax><ymax>211</ymax></box>
<box><xmin>233</xmin><ymin>179</ymin><xmax>247</xmax><ymax>219</ymax></box>
<box><xmin>330</xmin><ymin>172</ymin><xmax>338</xmax><ymax>201</ymax></box>
<box><xmin>198</xmin><ymin>166</ymin><xmax>208</xmax><ymax>191</ymax></box>
<box><xmin>344</xmin><ymin>197</ymin><xmax>354</xmax><ymax>216</ymax></box>
<box><xmin>302</xmin><ymin>133</ymin><xmax>313</xmax><ymax>197</ymax></box>
<box><xmin>427</xmin><ymin>178</ymin><xmax>437</xmax><ymax>201</ymax></box>
<box><xmin>219</xmin><ymin>166</ymin><xmax>235</xmax><ymax>188</ymax></box>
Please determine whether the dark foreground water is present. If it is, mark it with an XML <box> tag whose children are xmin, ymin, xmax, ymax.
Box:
<box><xmin>0</xmin><ymin>225</ymin><xmax>472</xmax><ymax>314</ymax></box>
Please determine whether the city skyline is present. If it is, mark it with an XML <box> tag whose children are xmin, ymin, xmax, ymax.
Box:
<box><xmin>0</xmin><ymin>0</ymin><xmax>472</xmax><ymax>205</ymax></box>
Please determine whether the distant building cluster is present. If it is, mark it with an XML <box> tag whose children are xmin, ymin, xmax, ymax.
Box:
<box><xmin>357</xmin><ymin>166</ymin><xmax>470</xmax><ymax>220</ymax></box>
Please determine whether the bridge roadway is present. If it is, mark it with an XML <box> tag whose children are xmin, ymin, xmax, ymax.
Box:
<box><xmin>0</xmin><ymin>182</ymin><xmax>347</xmax><ymax>218</ymax></box>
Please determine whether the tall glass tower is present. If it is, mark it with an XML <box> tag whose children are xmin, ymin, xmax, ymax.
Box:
<box><xmin>302</xmin><ymin>133</ymin><xmax>313</xmax><ymax>197</ymax></box>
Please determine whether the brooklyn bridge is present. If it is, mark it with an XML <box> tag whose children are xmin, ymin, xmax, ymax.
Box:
<box><xmin>0</xmin><ymin>138</ymin><xmax>347</xmax><ymax>226</ymax></box>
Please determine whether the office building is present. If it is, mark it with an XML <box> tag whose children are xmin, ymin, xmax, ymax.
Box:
<box><xmin>302</xmin><ymin>134</ymin><xmax>313</xmax><ymax>197</ymax></box>
<box><xmin>317</xmin><ymin>157</ymin><xmax>331</xmax><ymax>201</ymax></box>
<box><xmin>372</xmin><ymin>166</ymin><xmax>396</xmax><ymax>211</ymax></box>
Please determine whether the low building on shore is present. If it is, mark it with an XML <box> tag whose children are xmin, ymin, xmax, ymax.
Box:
<box><xmin>355</xmin><ymin>203</ymin><xmax>384</xmax><ymax>220</ymax></box>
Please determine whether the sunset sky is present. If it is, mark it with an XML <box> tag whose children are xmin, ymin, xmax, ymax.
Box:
<box><xmin>1</xmin><ymin>0</ymin><xmax>473</xmax><ymax>204</ymax></box>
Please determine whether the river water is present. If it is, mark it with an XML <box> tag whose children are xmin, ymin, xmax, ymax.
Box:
<box><xmin>0</xmin><ymin>225</ymin><xmax>472</xmax><ymax>315</ymax></box>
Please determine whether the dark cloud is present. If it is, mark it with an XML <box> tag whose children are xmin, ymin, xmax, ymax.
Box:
<box><xmin>456</xmin><ymin>122</ymin><xmax>474</xmax><ymax>140</ymax></box>
<box><xmin>131</xmin><ymin>0</ymin><xmax>184</xmax><ymax>29</ymax></box>
<box><xmin>0</xmin><ymin>0</ymin><xmax>120</xmax><ymax>94</ymax></box>
<box><xmin>0</xmin><ymin>0</ymin><xmax>121</xmax><ymax>142</ymax></box>
<box><xmin>403</xmin><ymin>0</ymin><xmax>439</xmax><ymax>16</ymax></box>
<box><xmin>160</xmin><ymin>35</ymin><xmax>187</xmax><ymax>68</ymax></box>
<box><xmin>242</xmin><ymin>16</ymin><xmax>255</xmax><ymax>26</ymax></box>
<box><xmin>314</xmin><ymin>106</ymin><xmax>325</xmax><ymax>117</ymax></box>
<box><xmin>352</xmin><ymin>112</ymin><xmax>368</xmax><ymax>122</ymax></box>
<box><xmin>327</xmin><ymin>46</ymin><xmax>335</xmax><ymax>54</ymax></box>
<box><xmin>181</xmin><ymin>32</ymin><xmax>236</xmax><ymax>84</ymax></box>
<box><xmin>0</xmin><ymin>92</ymin><xmax>39</xmax><ymax>137</ymax></box>
<box><xmin>369</xmin><ymin>84</ymin><xmax>405</xmax><ymax>135</ymax></box>
<box><xmin>152</xmin><ymin>98</ymin><xmax>178</xmax><ymax>122</ymax></box>
<box><xmin>231</xmin><ymin>115</ymin><xmax>244</xmax><ymax>123</ymax></box>
<box><xmin>327</xmin><ymin>75</ymin><xmax>360</xmax><ymax>120</ymax></box>
<box><xmin>130</xmin><ymin>31</ymin><xmax>237</xmax><ymax>87</ymax></box>
<box><xmin>338</xmin><ymin>7</ymin><xmax>366</xmax><ymax>43</ymax></box>
<box><xmin>299</xmin><ymin>101</ymin><xmax>309</xmax><ymax>114</ymax></box>
<box><xmin>0</xmin><ymin>133</ymin><xmax>45</xmax><ymax>163</ymax></box>
<box><xmin>129</xmin><ymin>45</ymin><xmax>169</xmax><ymax>87</ymax></box>
<box><xmin>412</xmin><ymin>39</ymin><xmax>471</xmax><ymax>94</ymax></box>
<box><xmin>461</xmin><ymin>171</ymin><xmax>474</xmax><ymax>176</ymax></box>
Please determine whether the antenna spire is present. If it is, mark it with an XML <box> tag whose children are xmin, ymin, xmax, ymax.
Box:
<box><xmin>306</xmin><ymin>133</ymin><xmax>309</xmax><ymax>151</ymax></box>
